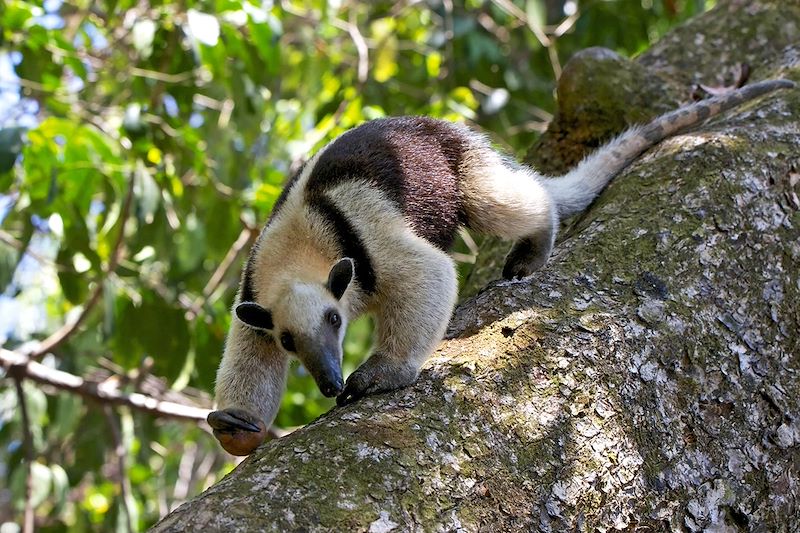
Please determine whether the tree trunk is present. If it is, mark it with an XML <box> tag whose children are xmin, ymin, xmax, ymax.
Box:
<box><xmin>154</xmin><ymin>1</ymin><xmax>800</xmax><ymax>531</ymax></box>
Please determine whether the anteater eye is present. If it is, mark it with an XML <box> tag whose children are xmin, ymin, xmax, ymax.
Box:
<box><xmin>326</xmin><ymin>310</ymin><xmax>341</xmax><ymax>329</ymax></box>
<box><xmin>279</xmin><ymin>332</ymin><xmax>295</xmax><ymax>352</ymax></box>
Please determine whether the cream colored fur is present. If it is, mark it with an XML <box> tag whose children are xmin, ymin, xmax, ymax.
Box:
<box><xmin>329</xmin><ymin>181</ymin><xmax>458</xmax><ymax>373</ymax></box>
<box><xmin>460</xmin><ymin>141</ymin><xmax>558</xmax><ymax>240</ymax></box>
<box><xmin>214</xmin><ymin>319</ymin><xmax>289</xmax><ymax>426</ymax></box>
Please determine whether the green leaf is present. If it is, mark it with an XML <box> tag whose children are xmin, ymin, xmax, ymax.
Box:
<box><xmin>191</xmin><ymin>317</ymin><xmax>226</xmax><ymax>392</ymax></box>
<box><xmin>0</xmin><ymin>127</ymin><xmax>24</xmax><ymax>174</ymax></box>
<box><xmin>50</xmin><ymin>464</ymin><xmax>70</xmax><ymax>516</ymax></box>
<box><xmin>1</xmin><ymin>1</ymin><xmax>34</xmax><ymax>31</ymax></box>
<box><xmin>112</xmin><ymin>290</ymin><xmax>191</xmax><ymax>380</ymax></box>
<box><xmin>0</xmin><ymin>240</ymin><xmax>18</xmax><ymax>292</ymax></box>
<box><xmin>11</xmin><ymin>461</ymin><xmax>52</xmax><ymax>511</ymax></box>
<box><xmin>52</xmin><ymin>391</ymin><xmax>85</xmax><ymax>442</ymax></box>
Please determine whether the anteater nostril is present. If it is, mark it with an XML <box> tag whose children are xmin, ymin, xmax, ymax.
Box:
<box><xmin>321</xmin><ymin>381</ymin><xmax>342</xmax><ymax>398</ymax></box>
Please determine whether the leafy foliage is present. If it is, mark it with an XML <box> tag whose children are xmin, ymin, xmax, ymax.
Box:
<box><xmin>0</xmin><ymin>0</ymin><xmax>708</xmax><ymax>530</ymax></box>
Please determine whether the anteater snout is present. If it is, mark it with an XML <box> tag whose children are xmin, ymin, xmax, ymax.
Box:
<box><xmin>320</xmin><ymin>375</ymin><xmax>344</xmax><ymax>397</ymax></box>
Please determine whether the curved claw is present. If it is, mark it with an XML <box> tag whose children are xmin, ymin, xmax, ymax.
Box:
<box><xmin>336</xmin><ymin>362</ymin><xmax>378</xmax><ymax>406</ymax></box>
<box><xmin>336</xmin><ymin>354</ymin><xmax>418</xmax><ymax>406</ymax></box>
<box><xmin>207</xmin><ymin>408</ymin><xmax>261</xmax><ymax>433</ymax></box>
<box><xmin>502</xmin><ymin>265</ymin><xmax>528</xmax><ymax>280</ymax></box>
<box><xmin>207</xmin><ymin>408</ymin><xmax>267</xmax><ymax>456</ymax></box>
<box><xmin>336</xmin><ymin>379</ymin><xmax>370</xmax><ymax>406</ymax></box>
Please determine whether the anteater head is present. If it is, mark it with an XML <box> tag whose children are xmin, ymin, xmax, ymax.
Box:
<box><xmin>234</xmin><ymin>258</ymin><xmax>354</xmax><ymax>397</ymax></box>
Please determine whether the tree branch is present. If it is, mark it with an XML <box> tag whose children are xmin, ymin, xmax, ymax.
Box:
<box><xmin>1</xmin><ymin>349</ymin><xmax>286</xmax><ymax>439</ymax></box>
<box><xmin>187</xmin><ymin>226</ymin><xmax>258</xmax><ymax>320</ymax></box>
<box><xmin>103</xmin><ymin>406</ymin><xmax>134</xmax><ymax>533</ymax></box>
<box><xmin>3</xmin><ymin>349</ymin><xmax>210</xmax><ymax>421</ymax></box>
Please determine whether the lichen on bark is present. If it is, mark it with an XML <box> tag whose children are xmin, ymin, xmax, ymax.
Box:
<box><xmin>153</xmin><ymin>1</ymin><xmax>800</xmax><ymax>531</ymax></box>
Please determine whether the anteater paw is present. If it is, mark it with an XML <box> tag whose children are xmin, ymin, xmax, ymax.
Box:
<box><xmin>207</xmin><ymin>408</ymin><xmax>267</xmax><ymax>456</ymax></box>
<box><xmin>336</xmin><ymin>354</ymin><xmax>418</xmax><ymax>406</ymax></box>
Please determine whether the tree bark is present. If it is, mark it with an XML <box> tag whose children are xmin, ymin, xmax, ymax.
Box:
<box><xmin>154</xmin><ymin>1</ymin><xmax>800</xmax><ymax>531</ymax></box>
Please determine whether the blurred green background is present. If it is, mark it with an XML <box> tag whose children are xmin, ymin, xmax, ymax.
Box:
<box><xmin>0</xmin><ymin>0</ymin><xmax>709</xmax><ymax>530</ymax></box>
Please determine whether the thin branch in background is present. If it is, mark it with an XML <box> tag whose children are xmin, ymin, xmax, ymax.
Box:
<box><xmin>488</xmin><ymin>0</ymin><xmax>569</xmax><ymax>81</ymax></box>
<box><xmin>330</xmin><ymin>12</ymin><xmax>369</xmax><ymax>123</ymax></box>
<box><xmin>0</xmin><ymin>229</ymin><xmax>72</xmax><ymax>273</ymax></box>
<box><xmin>2</xmin><ymin>350</ymin><xmax>209</xmax><ymax>422</ymax></box>
<box><xmin>442</xmin><ymin>0</ymin><xmax>456</xmax><ymax>78</ymax></box>
<box><xmin>217</xmin><ymin>99</ymin><xmax>234</xmax><ymax>129</ymax></box>
<box><xmin>187</xmin><ymin>226</ymin><xmax>257</xmax><ymax>320</ymax></box>
<box><xmin>103</xmin><ymin>406</ymin><xmax>134</xmax><ymax>533</ymax></box>
<box><xmin>191</xmin><ymin>448</ymin><xmax>219</xmax><ymax>496</ymax></box>
<box><xmin>347</xmin><ymin>13</ymin><xmax>369</xmax><ymax>84</ymax></box>
<box><xmin>157</xmin><ymin>474</ymin><xmax>169</xmax><ymax>520</ymax></box>
<box><xmin>459</xmin><ymin>228</ymin><xmax>480</xmax><ymax>257</ymax></box>
<box><xmin>330</xmin><ymin>1</ymin><xmax>425</xmax><ymax>124</ymax></box>
<box><xmin>128</xmin><ymin>67</ymin><xmax>196</xmax><ymax>84</ymax></box>
<box><xmin>0</xmin><ymin>77</ymin><xmax>72</xmax><ymax>98</ymax></box>
<box><xmin>469</xmin><ymin>79</ymin><xmax>553</xmax><ymax>123</ymax></box>
<box><xmin>547</xmin><ymin>42</ymin><xmax>562</xmax><ymax>79</ymax></box>
<box><xmin>490</xmin><ymin>0</ymin><xmax>551</xmax><ymax>47</ymax></box>
<box><xmin>13</xmin><ymin>376</ymin><xmax>35</xmax><ymax>533</ymax></box>
<box><xmin>551</xmin><ymin>11</ymin><xmax>580</xmax><ymax>38</ymax></box>
<box><xmin>505</xmin><ymin>120</ymin><xmax>550</xmax><ymax>135</ymax></box>
<box><xmin>172</xmin><ymin>441</ymin><xmax>197</xmax><ymax>506</ymax></box>
<box><xmin>144</xmin><ymin>114</ymin><xmax>180</xmax><ymax>138</ymax></box>
<box><xmin>1</xmin><ymin>349</ymin><xmax>287</xmax><ymax>439</ymax></box>
<box><xmin>477</xmin><ymin>12</ymin><xmax>511</xmax><ymax>42</ymax></box>
<box><xmin>29</xmin><ymin>174</ymin><xmax>135</xmax><ymax>361</ymax></box>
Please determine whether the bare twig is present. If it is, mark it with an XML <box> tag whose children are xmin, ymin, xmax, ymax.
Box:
<box><xmin>0</xmin><ymin>229</ymin><xmax>72</xmax><ymax>273</ymax></box>
<box><xmin>477</xmin><ymin>12</ymin><xmax>511</xmax><ymax>42</ymax></box>
<box><xmin>547</xmin><ymin>41</ymin><xmax>562</xmax><ymax>79</ymax></box>
<box><xmin>129</xmin><ymin>67</ymin><xmax>196</xmax><ymax>84</ymax></box>
<box><xmin>552</xmin><ymin>12</ymin><xmax>580</xmax><ymax>38</ymax></box>
<box><xmin>172</xmin><ymin>441</ymin><xmax>197</xmax><ymax>504</ymax></box>
<box><xmin>329</xmin><ymin>13</ymin><xmax>370</xmax><ymax>122</ymax></box>
<box><xmin>1</xmin><ymin>349</ymin><xmax>286</xmax><ymax>439</ymax></box>
<box><xmin>187</xmin><ymin>226</ymin><xmax>258</xmax><ymax>319</ymax></box>
<box><xmin>29</xmin><ymin>175</ymin><xmax>135</xmax><ymax>360</ymax></box>
<box><xmin>103</xmin><ymin>406</ymin><xmax>134</xmax><ymax>533</ymax></box>
<box><xmin>469</xmin><ymin>79</ymin><xmax>553</xmax><ymax>122</ymax></box>
<box><xmin>489</xmin><ymin>0</ymin><xmax>551</xmax><ymax>47</ymax></box>
<box><xmin>157</xmin><ymin>476</ymin><xmax>169</xmax><ymax>519</ymax></box>
<box><xmin>2</xmin><ymin>349</ymin><xmax>210</xmax><ymax>422</ymax></box>
<box><xmin>487</xmin><ymin>0</ymin><xmax>567</xmax><ymax>81</ymax></box>
<box><xmin>191</xmin><ymin>448</ymin><xmax>218</xmax><ymax>495</ymax></box>
<box><xmin>442</xmin><ymin>0</ymin><xmax>455</xmax><ymax>78</ymax></box>
<box><xmin>505</xmin><ymin>120</ymin><xmax>550</xmax><ymax>135</ymax></box>
<box><xmin>13</xmin><ymin>376</ymin><xmax>35</xmax><ymax>533</ymax></box>
<box><xmin>345</xmin><ymin>14</ymin><xmax>369</xmax><ymax>83</ymax></box>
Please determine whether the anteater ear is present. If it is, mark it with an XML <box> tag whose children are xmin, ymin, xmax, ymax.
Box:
<box><xmin>327</xmin><ymin>258</ymin><xmax>354</xmax><ymax>300</ymax></box>
<box><xmin>235</xmin><ymin>302</ymin><xmax>273</xmax><ymax>331</ymax></box>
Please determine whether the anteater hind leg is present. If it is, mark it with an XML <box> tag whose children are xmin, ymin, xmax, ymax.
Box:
<box><xmin>502</xmin><ymin>229</ymin><xmax>556</xmax><ymax>280</ymax></box>
<box><xmin>461</xmin><ymin>151</ymin><xmax>559</xmax><ymax>279</ymax></box>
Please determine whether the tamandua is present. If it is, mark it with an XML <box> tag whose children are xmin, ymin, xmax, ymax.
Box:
<box><xmin>207</xmin><ymin>78</ymin><xmax>795</xmax><ymax>455</ymax></box>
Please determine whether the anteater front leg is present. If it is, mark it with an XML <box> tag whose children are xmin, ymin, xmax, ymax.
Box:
<box><xmin>337</xmin><ymin>242</ymin><xmax>457</xmax><ymax>406</ymax></box>
<box><xmin>208</xmin><ymin>324</ymin><xmax>289</xmax><ymax>455</ymax></box>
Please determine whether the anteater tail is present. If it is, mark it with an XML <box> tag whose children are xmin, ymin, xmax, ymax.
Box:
<box><xmin>543</xmin><ymin>78</ymin><xmax>796</xmax><ymax>217</ymax></box>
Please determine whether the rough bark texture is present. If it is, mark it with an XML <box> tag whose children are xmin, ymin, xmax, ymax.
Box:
<box><xmin>154</xmin><ymin>1</ymin><xmax>800</xmax><ymax>531</ymax></box>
